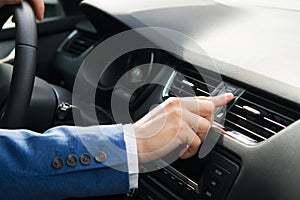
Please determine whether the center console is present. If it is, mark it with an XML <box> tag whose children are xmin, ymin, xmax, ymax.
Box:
<box><xmin>129</xmin><ymin>147</ymin><xmax>240</xmax><ymax>200</ymax></box>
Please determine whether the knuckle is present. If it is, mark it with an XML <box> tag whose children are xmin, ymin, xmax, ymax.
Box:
<box><xmin>165</xmin><ymin>98</ymin><xmax>183</xmax><ymax>118</ymax></box>
<box><xmin>166</xmin><ymin>97</ymin><xmax>180</xmax><ymax>107</ymax></box>
<box><xmin>205</xmin><ymin>100</ymin><xmax>215</xmax><ymax>114</ymax></box>
<box><xmin>198</xmin><ymin>119</ymin><xmax>211</xmax><ymax>140</ymax></box>
<box><xmin>194</xmin><ymin>136</ymin><xmax>201</xmax><ymax>147</ymax></box>
<box><xmin>170</xmin><ymin>107</ymin><xmax>182</xmax><ymax>117</ymax></box>
<box><xmin>169</xmin><ymin>109</ymin><xmax>184</xmax><ymax>128</ymax></box>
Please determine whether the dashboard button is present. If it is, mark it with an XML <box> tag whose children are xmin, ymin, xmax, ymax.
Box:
<box><xmin>186</xmin><ymin>186</ymin><xmax>194</xmax><ymax>193</ymax></box>
<box><xmin>208</xmin><ymin>176</ymin><xmax>220</xmax><ymax>189</ymax></box>
<box><xmin>202</xmin><ymin>188</ymin><xmax>215</xmax><ymax>199</ymax></box>
<box><xmin>178</xmin><ymin>181</ymin><xmax>183</xmax><ymax>186</ymax></box>
<box><xmin>209</xmin><ymin>164</ymin><xmax>229</xmax><ymax>178</ymax></box>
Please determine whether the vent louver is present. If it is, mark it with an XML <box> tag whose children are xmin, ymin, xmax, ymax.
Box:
<box><xmin>63</xmin><ymin>32</ymin><xmax>99</xmax><ymax>57</ymax></box>
<box><xmin>224</xmin><ymin>91</ymin><xmax>300</xmax><ymax>142</ymax></box>
<box><xmin>166</xmin><ymin>66</ymin><xmax>300</xmax><ymax>144</ymax></box>
<box><xmin>166</xmin><ymin>66</ymin><xmax>221</xmax><ymax>98</ymax></box>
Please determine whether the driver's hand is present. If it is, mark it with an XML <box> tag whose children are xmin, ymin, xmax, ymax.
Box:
<box><xmin>134</xmin><ymin>93</ymin><xmax>234</xmax><ymax>163</ymax></box>
<box><xmin>0</xmin><ymin>0</ymin><xmax>45</xmax><ymax>20</ymax></box>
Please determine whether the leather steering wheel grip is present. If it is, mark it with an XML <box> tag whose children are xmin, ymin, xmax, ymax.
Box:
<box><xmin>0</xmin><ymin>1</ymin><xmax>37</xmax><ymax>128</ymax></box>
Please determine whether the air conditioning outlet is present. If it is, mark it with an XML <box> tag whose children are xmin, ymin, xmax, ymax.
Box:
<box><xmin>63</xmin><ymin>31</ymin><xmax>99</xmax><ymax>57</ymax></box>
<box><xmin>224</xmin><ymin>91</ymin><xmax>300</xmax><ymax>142</ymax></box>
<box><xmin>166</xmin><ymin>66</ymin><xmax>221</xmax><ymax>98</ymax></box>
<box><xmin>165</xmin><ymin>66</ymin><xmax>300</xmax><ymax>144</ymax></box>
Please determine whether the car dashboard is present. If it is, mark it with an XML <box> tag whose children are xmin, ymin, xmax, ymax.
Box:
<box><xmin>49</xmin><ymin>0</ymin><xmax>300</xmax><ymax>199</ymax></box>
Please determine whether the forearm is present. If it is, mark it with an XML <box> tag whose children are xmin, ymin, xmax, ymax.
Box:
<box><xmin>0</xmin><ymin>125</ymin><xmax>130</xmax><ymax>199</ymax></box>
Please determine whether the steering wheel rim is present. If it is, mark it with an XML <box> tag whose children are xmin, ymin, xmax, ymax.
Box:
<box><xmin>0</xmin><ymin>2</ymin><xmax>37</xmax><ymax>129</ymax></box>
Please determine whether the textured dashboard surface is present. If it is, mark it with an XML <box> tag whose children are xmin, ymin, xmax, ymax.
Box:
<box><xmin>82</xmin><ymin>0</ymin><xmax>300</xmax><ymax>103</ymax></box>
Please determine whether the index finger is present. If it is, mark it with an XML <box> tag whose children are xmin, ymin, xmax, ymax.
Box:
<box><xmin>198</xmin><ymin>93</ymin><xmax>234</xmax><ymax>107</ymax></box>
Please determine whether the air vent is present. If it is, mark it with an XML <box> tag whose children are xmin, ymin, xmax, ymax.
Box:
<box><xmin>165</xmin><ymin>66</ymin><xmax>221</xmax><ymax>98</ymax></box>
<box><xmin>225</xmin><ymin>91</ymin><xmax>300</xmax><ymax>142</ymax></box>
<box><xmin>165</xmin><ymin>65</ymin><xmax>300</xmax><ymax>144</ymax></box>
<box><xmin>63</xmin><ymin>31</ymin><xmax>99</xmax><ymax>57</ymax></box>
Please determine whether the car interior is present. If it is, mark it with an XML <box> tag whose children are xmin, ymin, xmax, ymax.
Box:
<box><xmin>0</xmin><ymin>0</ymin><xmax>300</xmax><ymax>199</ymax></box>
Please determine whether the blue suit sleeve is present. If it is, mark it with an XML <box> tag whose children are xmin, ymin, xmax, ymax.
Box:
<box><xmin>0</xmin><ymin>124</ymin><xmax>130</xmax><ymax>199</ymax></box>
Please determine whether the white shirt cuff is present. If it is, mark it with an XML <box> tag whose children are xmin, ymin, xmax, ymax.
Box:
<box><xmin>123</xmin><ymin>124</ymin><xmax>139</xmax><ymax>189</ymax></box>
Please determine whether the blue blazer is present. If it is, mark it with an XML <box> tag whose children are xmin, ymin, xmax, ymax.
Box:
<box><xmin>0</xmin><ymin>125</ymin><xmax>130</xmax><ymax>199</ymax></box>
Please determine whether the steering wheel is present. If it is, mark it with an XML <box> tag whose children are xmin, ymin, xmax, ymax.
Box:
<box><xmin>0</xmin><ymin>1</ymin><xmax>37</xmax><ymax>129</ymax></box>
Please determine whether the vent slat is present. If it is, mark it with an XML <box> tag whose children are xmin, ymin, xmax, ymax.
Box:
<box><xmin>228</xmin><ymin>111</ymin><xmax>277</xmax><ymax>134</ymax></box>
<box><xmin>226</xmin><ymin>112</ymin><xmax>274</xmax><ymax>139</ymax></box>
<box><xmin>240</xmin><ymin>92</ymin><xmax>298</xmax><ymax>121</ymax></box>
<box><xmin>183</xmin><ymin>74</ymin><xmax>218</xmax><ymax>92</ymax></box>
<box><xmin>238</xmin><ymin>97</ymin><xmax>294</xmax><ymax>124</ymax></box>
<box><xmin>181</xmin><ymin>67</ymin><xmax>222</xmax><ymax>84</ymax></box>
<box><xmin>224</xmin><ymin>91</ymin><xmax>300</xmax><ymax>142</ymax></box>
<box><xmin>64</xmin><ymin>32</ymin><xmax>99</xmax><ymax>57</ymax></box>
<box><xmin>230</xmin><ymin>105</ymin><xmax>284</xmax><ymax>133</ymax></box>
<box><xmin>169</xmin><ymin>69</ymin><xmax>218</xmax><ymax>97</ymax></box>
<box><xmin>169</xmin><ymin>76</ymin><xmax>210</xmax><ymax>97</ymax></box>
<box><xmin>69</xmin><ymin>44</ymin><xmax>89</xmax><ymax>51</ymax></box>
<box><xmin>170</xmin><ymin>66</ymin><xmax>300</xmax><ymax>144</ymax></box>
<box><xmin>225</xmin><ymin>119</ymin><xmax>265</xmax><ymax>141</ymax></box>
<box><xmin>171</xmin><ymin>84</ymin><xmax>210</xmax><ymax>97</ymax></box>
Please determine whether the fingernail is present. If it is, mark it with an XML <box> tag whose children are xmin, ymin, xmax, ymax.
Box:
<box><xmin>224</xmin><ymin>93</ymin><xmax>234</xmax><ymax>99</ymax></box>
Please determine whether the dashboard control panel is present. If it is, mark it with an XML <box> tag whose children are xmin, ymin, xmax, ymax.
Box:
<box><xmin>130</xmin><ymin>149</ymin><xmax>240</xmax><ymax>200</ymax></box>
